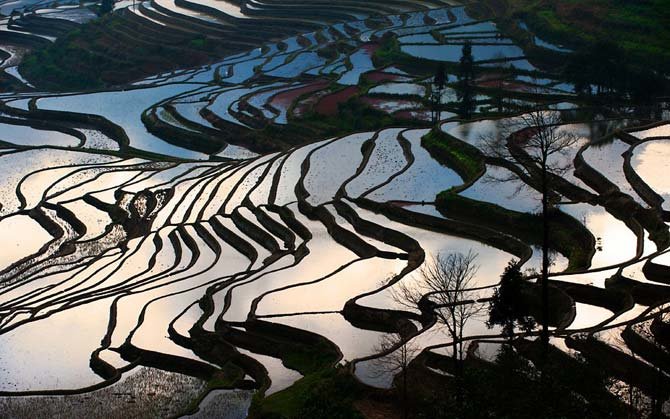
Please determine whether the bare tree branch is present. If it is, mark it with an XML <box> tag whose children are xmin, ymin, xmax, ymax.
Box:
<box><xmin>392</xmin><ymin>251</ymin><xmax>483</xmax><ymax>364</ymax></box>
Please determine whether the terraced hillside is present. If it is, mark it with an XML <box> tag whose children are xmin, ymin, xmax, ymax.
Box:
<box><xmin>0</xmin><ymin>1</ymin><xmax>670</xmax><ymax>417</ymax></box>
<box><xmin>8</xmin><ymin>0</ymin><xmax>453</xmax><ymax>88</ymax></box>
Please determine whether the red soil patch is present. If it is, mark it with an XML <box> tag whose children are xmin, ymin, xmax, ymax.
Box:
<box><xmin>269</xmin><ymin>80</ymin><xmax>330</xmax><ymax>112</ymax></box>
<box><xmin>365</xmin><ymin>71</ymin><xmax>403</xmax><ymax>83</ymax></box>
<box><xmin>361</xmin><ymin>42</ymin><xmax>380</xmax><ymax>55</ymax></box>
<box><xmin>315</xmin><ymin>86</ymin><xmax>359</xmax><ymax>116</ymax></box>
<box><xmin>477</xmin><ymin>79</ymin><xmax>530</xmax><ymax>92</ymax></box>
<box><xmin>360</xmin><ymin>96</ymin><xmax>422</xmax><ymax>114</ymax></box>
<box><xmin>293</xmin><ymin>90</ymin><xmax>329</xmax><ymax>117</ymax></box>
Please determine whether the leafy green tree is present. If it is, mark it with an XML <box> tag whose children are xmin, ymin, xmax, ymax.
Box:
<box><xmin>487</xmin><ymin>260</ymin><xmax>535</xmax><ymax>341</ymax></box>
<box><xmin>563</xmin><ymin>40</ymin><xmax>668</xmax><ymax>105</ymax></box>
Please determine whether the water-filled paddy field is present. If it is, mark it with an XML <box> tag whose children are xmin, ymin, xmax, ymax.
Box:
<box><xmin>0</xmin><ymin>0</ymin><xmax>669</xmax><ymax>416</ymax></box>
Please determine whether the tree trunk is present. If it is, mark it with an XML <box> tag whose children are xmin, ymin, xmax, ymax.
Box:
<box><xmin>402</xmin><ymin>365</ymin><xmax>408</xmax><ymax>419</ymax></box>
<box><xmin>541</xmin><ymin>161</ymin><xmax>550</xmax><ymax>358</ymax></box>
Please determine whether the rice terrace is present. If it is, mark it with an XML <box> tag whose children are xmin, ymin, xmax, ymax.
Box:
<box><xmin>0</xmin><ymin>0</ymin><xmax>669</xmax><ymax>417</ymax></box>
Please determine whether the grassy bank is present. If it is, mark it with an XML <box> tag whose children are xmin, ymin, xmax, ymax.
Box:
<box><xmin>421</xmin><ymin>128</ymin><xmax>485</xmax><ymax>183</ymax></box>
<box><xmin>435</xmin><ymin>193</ymin><xmax>594</xmax><ymax>271</ymax></box>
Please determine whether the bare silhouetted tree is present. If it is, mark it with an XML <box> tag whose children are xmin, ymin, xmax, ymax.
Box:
<box><xmin>392</xmin><ymin>250</ymin><xmax>482</xmax><ymax>367</ymax></box>
<box><xmin>482</xmin><ymin>110</ymin><xmax>579</xmax><ymax>356</ymax></box>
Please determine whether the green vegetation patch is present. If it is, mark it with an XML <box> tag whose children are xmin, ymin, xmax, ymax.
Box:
<box><xmin>250</xmin><ymin>367</ymin><xmax>365</xmax><ymax>419</ymax></box>
<box><xmin>20</xmin><ymin>14</ymin><xmax>218</xmax><ymax>90</ymax></box>
<box><xmin>421</xmin><ymin>128</ymin><xmax>485</xmax><ymax>183</ymax></box>
<box><xmin>488</xmin><ymin>0</ymin><xmax>670</xmax><ymax>72</ymax></box>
